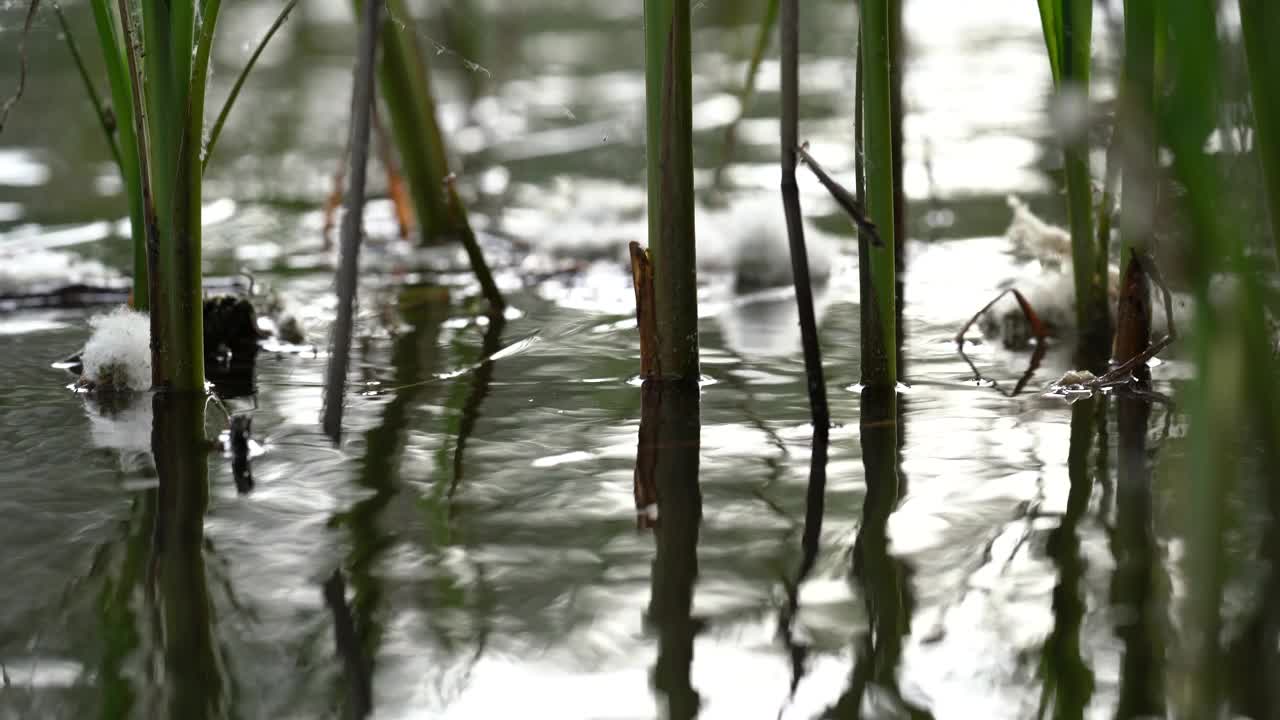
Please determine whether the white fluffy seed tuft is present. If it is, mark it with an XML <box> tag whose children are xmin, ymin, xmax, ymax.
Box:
<box><xmin>80</xmin><ymin>307</ymin><xmax>152</xmax><ymax>392</ymax></box>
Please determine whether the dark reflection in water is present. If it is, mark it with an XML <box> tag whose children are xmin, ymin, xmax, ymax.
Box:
<box><xmin>638</xmin><ymin>379</ymin><xmax>702</xmax><ymax>719</ymax></box>
<box><xmin>449</xmin><ymin>310</ymin><xmax>506</xmax><ymax>499</ymax></box>
<box><xmin>323</xmin><ymin>569</ymin><xmax>373</xmax><ymax>719</ymax></box>
<box><xmin>1229</xmin><ymin>440</ymin><xmax>1280</xmax><ymax>717</ymax></box>
<box><xmin>1037</xmin><ymin>396</ymin><xmax>1100</xmax><ymax>720</ymax></box>
<box><xmin>826</xmin><ymin>388</ymin><xmax>931</xmax><ymax>719</ymax></box>
<box><xmin>329</xmin><ymin>288</ymin><xmax>449</xmax><ymax>716</ymax></box>
<box><xmin>778</xmin><ymin>415</ymin><xmax>829</xmax><ymax>698</ymax></box>
<box><xmin>149</xmin><ymin>391</ymin><xmax>226</xmax><ymax>718</ymax></box>
<box><xmin>1112</xmin><ymin>391</ymin><xmax>1165</xmax><ymax>719</ymax></box>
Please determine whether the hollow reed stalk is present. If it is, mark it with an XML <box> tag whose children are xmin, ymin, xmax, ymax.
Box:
<box><xmin>1238</xmin><ymin>0</ymin><xmax>1280</xmax><ymax>261</ymax></box>
<box><xmin>780</xmin><ymin>0</ymin><xmax>829</xmax><ymax>432</ymax></box>
<box><xmin>859</xmin><ymin>0</ymin><xmax>898</xmax><ymax>389</ymax></box>
<box><xmin>644</xmin><ymin>0</ymin><xmax>699</xmax><ymax>382</ymax></box>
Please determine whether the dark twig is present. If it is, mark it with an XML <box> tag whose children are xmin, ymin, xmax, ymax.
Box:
<box><xmin>322</xmin><ymin>0</ymin><xmax>382</xmax><ymax>443</ymax></box>
<box><xmin>796</xmin><ymin>144</ymin><xmax>881</xmax><ymax>246</ymax></box>
<box><xmin>0</xmin><ymin>0</ymin><xmax>41</xmax><ymax>132</ymax></box>
<box><xmin>51</xmin><ymin>2</ymin><xmax>123</xmax><ymax>170</ymax></box>
<box><xmin>954</xmin><ymin>288</ymin><xmax>1051</xmax><ymax>345</ymax></box>
<box><xmin>1098</xmin><ymin>334</ymin><xmax>1173</xmax><ymax>386</ymax></box>
<box><xmin>780</xmin><ymin>0</ymin><xmax>830</xmax><ymax>432</ymax></box>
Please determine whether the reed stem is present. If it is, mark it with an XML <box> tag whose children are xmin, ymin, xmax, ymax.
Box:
<box><xmin>859</xmin><ymin>0</ymin><xmax>898</xmax><ymax>389</ymax></box>
<box><xmin>644</xmin><ymin>0</ymin><xmax>699</xmax><ymax>382</ymax></box>
<box><xmin>1037</xmin><ymin>0</ymin><xmax>1110</xmax><ymax>367</ymax></box>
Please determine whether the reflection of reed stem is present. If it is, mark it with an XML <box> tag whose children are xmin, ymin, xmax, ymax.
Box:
<box><xmin>1113</xmin><ymin>390</ymin><xmax>1164</xmax><ymax>717</ymax></box>
<box><xmin>1037</xmin><ymin>397</ymin><xmax>1097</xmax><ymax>718</ymax></box>
<box><xmin>150</xmin><ymin>391</ymin><xmax>226</xmax><ymax>718</ymax></box>
<box><xmin>637</xmin><ymin>379</ymin><xmax>701</xmax><ymax>719</ymax></box>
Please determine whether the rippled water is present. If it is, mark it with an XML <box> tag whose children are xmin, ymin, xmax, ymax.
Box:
<box><xmin>0</xmin><ymin>0</ymin><xmax>1266</xmax><ymax>718</ymax></box>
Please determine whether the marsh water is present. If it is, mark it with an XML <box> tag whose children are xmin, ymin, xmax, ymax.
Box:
<box><xmin>0</xmin><ymin>1</ymin><xmax>1269</xmax><ymax>718</ymax></box>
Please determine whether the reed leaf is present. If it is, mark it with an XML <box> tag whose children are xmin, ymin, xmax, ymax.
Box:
<box><xmin>203</xmin><ymin>0</ymin><xmax>298</xmax><ymax>173</ymax></box>
<box><xmin>1239</xmin><ymin>0</ymin><xmax>1280</xmax><ymax>261</ymax></box>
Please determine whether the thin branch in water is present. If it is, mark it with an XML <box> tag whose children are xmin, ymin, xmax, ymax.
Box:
<box><xmin>796</xmin><ymin>143</ymin><xmax>881</xmax><ymax>245</ymax></box>
<box><xmin>322</xmin><ymin>0</ymin><xmax>383</xmax><ymax>443</ymax></box>
<box><xmin>780</xmin><ymin>0</ymin><xmax>829</xmax><ymax>432</ymax></box>
<box><xmin>202</xmin><ymin>0</ymin><xmax>299</xmax><ymax>172</ymax></box>
<box><xmin>954</xmin><ymin>287</ymin><xmax>1051</xmax><ymax>345</ymax></box>
<box><xmin>0</xmin><ymin>0</ymin><xmax>41</xmax><ymax>133</ymax></box>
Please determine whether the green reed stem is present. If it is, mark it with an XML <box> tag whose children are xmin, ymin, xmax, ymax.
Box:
<box><xmin>1238</xmin><ymin>0</ymin><xmax>1280</xmax><ymax>262</ymax></box>
<box><xmin>1158</xmin><ymin>2</ymin><xmax>1280</xmax><ymax>714</ymax></box>
<box><xmin>859</xmin><ymin>0</ymin><xmax>898</xmax><ymax>389</ymax></box>
<box><xmin>644</xmin><ymin>0</ymin><xmax>699</xmax><ymax>382</ymax></box>
<box><xmin>1037</xmin><ymin>0</ymin><xmax>1110</xmax><ymax>367</ymax></box>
